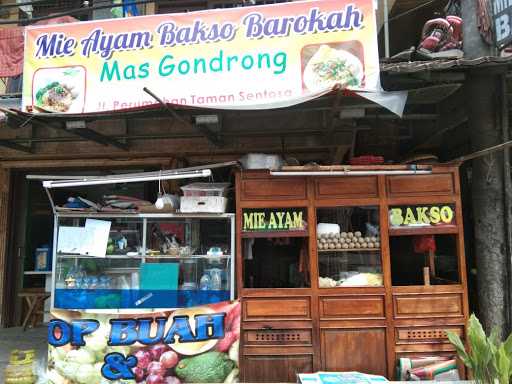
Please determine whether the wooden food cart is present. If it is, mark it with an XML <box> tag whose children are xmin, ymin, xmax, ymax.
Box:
<box><xmin>235</xmin><ymin>164</ymin><xmax>469</xmax><ymax>382</ymax></box>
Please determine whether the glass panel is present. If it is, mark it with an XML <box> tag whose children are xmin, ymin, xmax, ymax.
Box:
<box><xmin>243</xmin><ymin>237</ymin><xmax>310</xmax><ymax>288</ymax></box>
<box><xmin>316</xmin><ymin>207</ymin><xmax>382</xmax><ymax>287</ymax></box>
<box><xmin>57</xmin><ymin>217</ymin><xmax>143</xmax><ymax>256</ymax></box>
<box><xmin>54</xmin><ymin>216</ymin><xmax>233</xmax><ymax>309</ymax></box>
<box><xmin>390</xmin><ymin>234</ymin><xmax>459</xmax><ymax>286</ymax></box>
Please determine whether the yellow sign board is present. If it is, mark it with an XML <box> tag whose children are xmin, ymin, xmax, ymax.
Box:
<box><xmin>389</xmin><ymin>205</ymin><xmax>455</xmax><ymax>227</ymax></box>
<box><xmin>243</xmin><ymin>209</ymin><xmax>304</xmax><ymax>231</ymax></box>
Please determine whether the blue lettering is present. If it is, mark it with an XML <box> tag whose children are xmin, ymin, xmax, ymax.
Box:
<box><xmin>163</xmin><ymin>316</ymin><xmax>196</xmax><ymax>344</ymax></box>
<box><xmin>71</xmin><ymin>320</ymin><xmax>99</xmax><ymax>346</ymax></box>
<box><xmin>243</xmin><ymin>13</ymin><xmax>264</xmax><ymax>38</ymax></box>
<box><xmin>138</xmin><ymin>318</ymin><xmax>167</xmax><ymax>345</ymax></box>
<box><xmin>195</xmin><ymin>313</ymin><xmax>225</xmax><ymax>341</ymax></box>
<box><xmin>35</xmin><ymin>33</ymin><xmax>76</xmax><ymax>58</ymax></box>
<box><xmin>48</xmin><ymin>319</ymin><xmax>72</xmax><ymax>347</ymax></box>
<box><xmin>109</xmin><ymin>319</ymin><xmax>138</xmax><ymax>345</ymax></box>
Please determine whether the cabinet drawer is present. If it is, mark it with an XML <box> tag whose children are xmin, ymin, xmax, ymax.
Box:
<box><xmin>320</xmin><ymin>296</ymin><xmax>385</xmax><ymax>319</ymax></box>
<box><xmin>387</xmin><ymin>174</ymin><xmax>454</xmax><ymax>196</ymax></box>
<box><xmin>242</xmin><ymin>354</ymin><xmax>313</xmax><ymax>382</ymax></box>
<box><xmin>394</xmin><ymin>294</ymin><xmax>463</xmax><ymax>318</ymax></box>
<box><xmin>241</xmin><ymin>178</ymin><xmax>307</xmax><ymax>200</ymax></box>
<box><xmin>244</xmin><ymin>297</ymin><xmax>311</xmax><ymax>320</ymax></box>
<box><xmin>396</xmin><ymin>326</ymin><xmax>463</xmax><ymax>344</ymax></box>
<box><xmin>315</xmin><ymin>177</ymin><xmax>378</xmax><ymax>199</ymax></box>
<box><xmin>244</xmin><ymin>329</ymin><xmax>312</xmax><ymax>346</ymax></box>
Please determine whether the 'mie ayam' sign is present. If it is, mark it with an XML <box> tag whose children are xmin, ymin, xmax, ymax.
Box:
<box><xmin>243</xmin><ymin>208</ymin><xmax>305</xmax><ymax>231</ymax></box>
<box><xmin>22</xmin><ymin>0</ymin><xmax>379</xmax><ymax>113</ymax></box>
<box><xmin>389</xmin><ymin>205</ymin><xmax>455</xmax><ymax>227</ymax></box>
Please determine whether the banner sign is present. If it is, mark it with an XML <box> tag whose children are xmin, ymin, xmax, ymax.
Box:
<box><xmin>493</xmin><ymin>0</ymin><xmax>512</xmax><ymax>48</ymax></box>
<box><xmin>47</xmin><ymin>301</ymin><xmax>240</xmax><ymax>383</ymax></box>
<box><xmin>22</xmin><ymin>0</ymin><xmax>379</xmax><ymax>113</ymax></box>
<box><xmin>389</xmin><ymin>205</ymin><xmax>455</xmax><ymax>227</ymax></box>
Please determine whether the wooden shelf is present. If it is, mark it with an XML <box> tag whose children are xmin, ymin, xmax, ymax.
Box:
<box><xmin>241</xmin><ymin>230</ymin><xmax>309</xmax><ymax>238</ymax></box>
<box><xmin>389</xmin><ymin>225</ymin><xmax>458</xmax><ymax>236</ymax></box>
<box><xmin>318</xmin><ymin>248</ymin><xmax>380</xmax><ymax>253</ymax></box>
<box><xmin>24</xmin><ymin>270</ymin><xmax>52</xmax><ymax>275</ymax></box>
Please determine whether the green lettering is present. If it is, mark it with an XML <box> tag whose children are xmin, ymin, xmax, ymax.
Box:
<box><xmin>100</xmin><ymin>60</ymin><xmax>121</xmax><ymax>82</ymax></box>
<box><xmin>390</xmin><ymin>208</ymin><xmax>403</xmax><ymax>226</ymax></box>
<box><xmin>403</xmin><ymin>208</ymin><xmax>417</xmax><ymax>225</ymax></box>
<box><xmin>430</xmin><ymin>206</ymin><xmax>441</xmax><ymax>224</ymax></box>
<box><xmin>416</xmin><ymin>207</ymin><xmax>430</xmax><ymax>224</ymax></box>
<box><xmin>276</xmin><ymin>212</ymin><xmax>285</xmax><ymax>229</ymax></box>
<box><xmin>268</xmin><ymin>212</ymin><xmax>278</xmax><ymax>229</ymax></box>
<box><xmin>243</xmin><ymin>212</ymin><xmax>254</xmax><ymax>230</ymax></box>
<box><xmin>440</xmin><ymin>206</ymin><xmax>454</xmax><ymax>223</ymax></box>
<box><xmin>292</xmin><ymin>211</ymin><xmax>303</xmax><ymax>229</ymax></box>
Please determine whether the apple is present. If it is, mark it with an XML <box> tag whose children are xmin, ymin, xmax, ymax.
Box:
<box><xmin>146</xmin><ymin>374</ymin><xmax>165</xmax><ymax>384</ymax></box>
<box><xmin>132</xmin><ymin>366</ymin><xmax>145</xmax><ymax>382</ymax></box>
<box><xmin>160</xmin><ymin>351</ymin><xmax>179</xmax><ymax>369</ymax></box>
<box><xmin>149</xmin><ymin>344</ymin><xmax>168</xmax><ymax>361</ymax></box>
<box><xmin>134</xmin><ymin>349</ymin><xmax>151</xmax><ymax>369</ymax></box>
<box><xmin>148</xmin><ymin>361</ymin><xmax>166</xmax><ymax>377</ymax></box>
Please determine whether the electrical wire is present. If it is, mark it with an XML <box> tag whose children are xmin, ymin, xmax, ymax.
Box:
<box><xmin>388</xmin><ymin>0</ymin><xmax>444</xmax><ymax>22</ymax></box>
<box><xmin>0</xmin><ymin>0</ymin><xmax>444</xmax><ymax>26</ymax></box>
<box><xmin>0</xmin><ymin>0</ymin><xmax>46</xmax><ymax>9</ymax></box>
<box><xmin>0</xmin><ymin>0</ymin><xmax>157</xmax><ymax>25</ymax></box>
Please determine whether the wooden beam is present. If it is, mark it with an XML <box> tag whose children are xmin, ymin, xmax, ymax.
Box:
<box><xmin>0</xmin><ymin>140</ymin><xmax>33</xmax><ymax>153</ymax></box>
<box><xmin>404</xmin><ymin>107</ymin><xmax>467</xmax><ymax>156</ymax></box>
<box><xmin>68</xmin><ymin>127</ymin><xmax>130</xmax><ymax>151</ymax></box>
<box><xmin>143</xmin><ymin>87</ymin><xmax>223</xmax><ymax>147</ymax></box>
<box><xmin>27</xmin><ymin>117</ymin><xmax>130</xmax><ymax>151</ymax></box>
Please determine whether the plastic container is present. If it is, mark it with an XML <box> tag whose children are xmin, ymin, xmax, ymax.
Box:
<box><xmin>181</xmin><ymin>183</ymin><xmax>230</xmax><ymax>197</ymax></box>
<box><xmin>4</xmin><ymin>349</ymin><xmax>36</xmax><ymax>384</ymax></box>
<box><xmin>239</xmin><ymin>153</ymin><xmax>283</xmax><ymax>170</ymax></box>
<box><xmin>180</xmin><ymin>196</ymin><xmax>227</xmax><ymax>213</ymax></box>
<box><xmin>34</xmin><ymin>246</ymin><xmax>51</xmax><ymax>271</ymax></box>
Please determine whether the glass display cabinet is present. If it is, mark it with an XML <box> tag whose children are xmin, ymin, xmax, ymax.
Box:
<box><xmin>51</xmin><ymin>213</ymin><xmax>235</xmax><ymax>311</ymax></box>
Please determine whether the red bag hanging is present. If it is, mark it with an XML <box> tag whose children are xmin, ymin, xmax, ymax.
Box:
<box><xmin>413</xmin><ymin>235</ymin><xmax>436</xmax><ymax>253</ymax></box>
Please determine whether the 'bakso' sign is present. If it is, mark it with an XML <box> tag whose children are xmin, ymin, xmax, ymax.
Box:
<box><xmin>493</xmin><ymin>0</ymin><xmax>512</xmax><ymax>47</ymax></box>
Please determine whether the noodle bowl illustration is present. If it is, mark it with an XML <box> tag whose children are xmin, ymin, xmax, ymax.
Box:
<box><xmin>303</xmin><ymin>44</ymin><xmax>363</xmax><ymax>92</ymax></box>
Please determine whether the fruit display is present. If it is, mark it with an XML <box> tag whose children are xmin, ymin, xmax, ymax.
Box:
<box><xmin>47</xmin><ymin>301</ymin><xmax>241</xmax><ymax>384</ymax></box>
<box><xmin>317</xmin><ymin>231</ymin><xmax>380</xmax><ymax>251</ymax></box>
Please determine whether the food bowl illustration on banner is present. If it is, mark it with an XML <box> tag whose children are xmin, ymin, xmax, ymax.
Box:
<box><xmin>302</xmin><ymin>43</ymin><xmax>364</xmax><ymax>92</ymax></box>
<box><xmin>32</xmin><ymin>66</ymin><xmax>86</xmax><ymax>113</ymax></box>
<box><xmin>47</xmin><ymin>300</ymin><xmax>240</xmax><ymax>384</ymax></box>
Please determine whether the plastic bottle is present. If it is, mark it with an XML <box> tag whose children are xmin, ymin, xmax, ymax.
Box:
<box><xmin>210</xmin><ymin>269</ymin><xmax>222</xmax><ymax>290</ymax></box>
<box><xmin>199</xmin><ymin>273</ymin><xmax>211</xmax><ymax>290</ymax></box>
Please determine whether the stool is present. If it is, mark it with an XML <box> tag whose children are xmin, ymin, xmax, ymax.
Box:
<box><xmin>18</xmin><ymin>292</ymin><xmax>50</xmax><ymax>331</ymax></box>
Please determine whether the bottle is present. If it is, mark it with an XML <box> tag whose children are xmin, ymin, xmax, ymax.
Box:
<box><xmin>210</xmin><ymin>269</ymin><xmax>222</xmax><ymax>290</ymax></box>
<box><xmin>199</xmin><ymin>273</ymin><xmax>211</xmax><ymax>290</ymax></box>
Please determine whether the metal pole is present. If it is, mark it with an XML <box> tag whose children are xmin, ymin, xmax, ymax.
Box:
<box><xmin>384</xmin><ymin>0</ymin><xmax>390</xmax><ymax>58</ymax></box>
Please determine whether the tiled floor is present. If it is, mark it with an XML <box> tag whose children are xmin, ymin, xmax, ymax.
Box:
<box><xmin>0</xmin><ymin>325</ymin><xmax>47</xmax><ymax>383</ymax></box>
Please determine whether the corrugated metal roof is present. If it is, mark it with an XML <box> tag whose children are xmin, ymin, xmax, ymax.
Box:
<box><xmin>381</xmin><ymin>56</ymin><xmax>512</xmax><ymax>74</ymax></box>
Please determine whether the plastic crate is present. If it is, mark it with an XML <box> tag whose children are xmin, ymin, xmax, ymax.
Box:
<box><xmin>181</xmin><ymin>183</ymin><xmax>230</xmax><ymax>197</ymax></box>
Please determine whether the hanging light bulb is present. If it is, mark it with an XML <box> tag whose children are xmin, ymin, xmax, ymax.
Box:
<box><xmin>155</xmin><ymin>171</ymin><xmax>164</xmax><ymax>209</ymax></box>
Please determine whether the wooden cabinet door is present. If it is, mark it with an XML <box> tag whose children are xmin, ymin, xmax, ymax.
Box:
<box><xmin>321</xmin><ymin>328</ymin><xmax>387</xmax><ymax>376</ymax></box>
<box><xmin>242</xmin><ymin>354</ymin><xmax>313</xmax><ymax>383</ymax></box>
